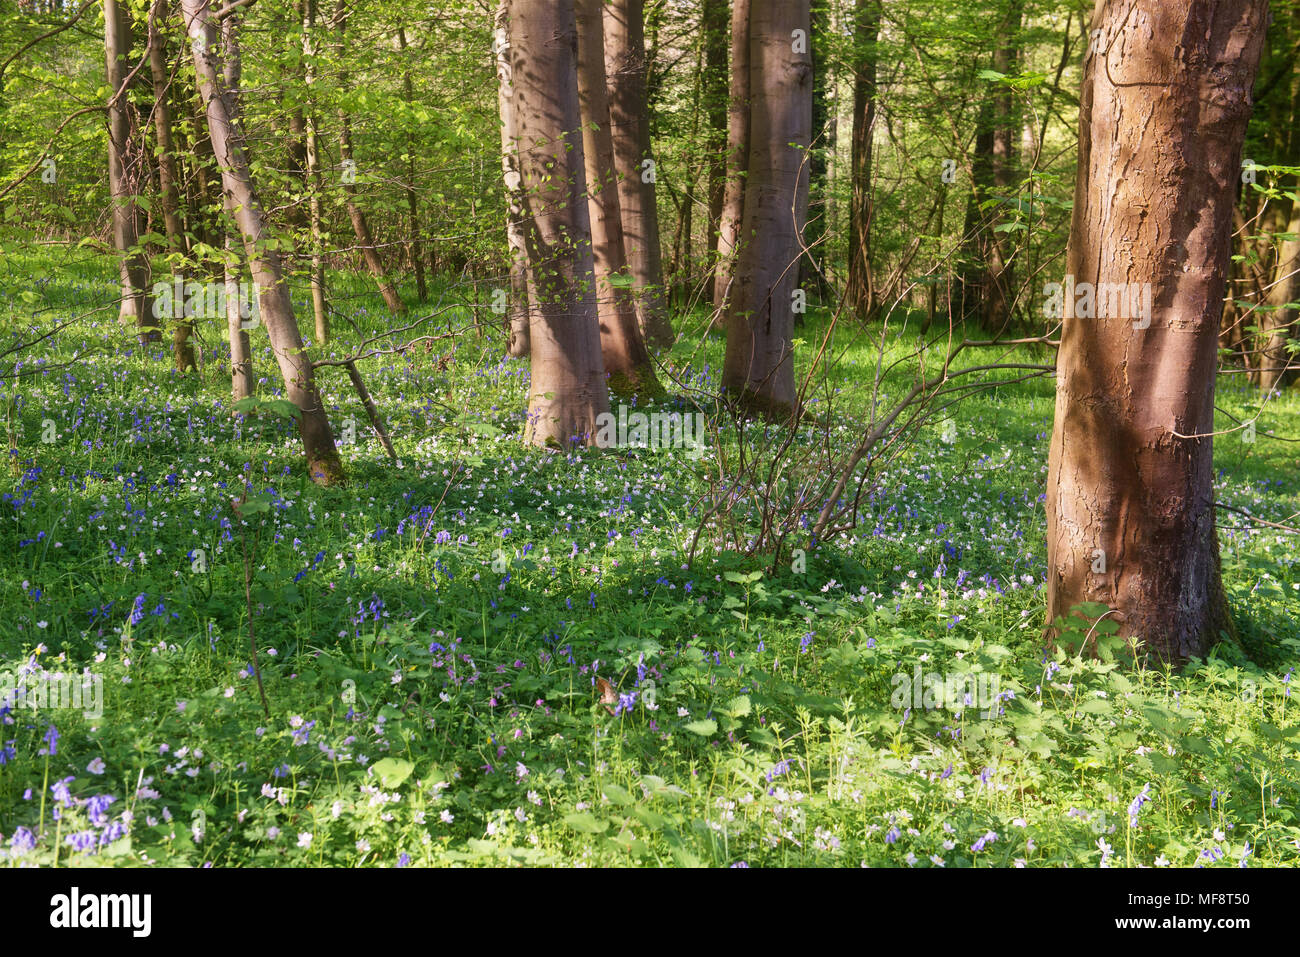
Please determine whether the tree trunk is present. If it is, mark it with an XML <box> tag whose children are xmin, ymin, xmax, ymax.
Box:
<box><xmin>105</xmin><ymin>0</ymin><xmax>156</xmax><ymax>345</ymax></box>
<box><xmin>494</xmin><ymin>0</ymin><xmax>531</xmax><ymax>358</ymax></box>
<box><xmin>984</xmin><ymin>0</ymin><xmax>1022</xmax><ymax>333</ymax></box>
<box><xmin>1261</xmin><ymin>192</ymin><xmax>1300</xmax><ymax>393</ymax></box>
<box><xmin>301</xmin><ymin>0</ymin><xmax>328</xmax><ymax>344</ymax></box>
<box><xmin>181</xmin><ymin>0</ymin><xmax>344</xmax><ymax>485</ymax></box>
<box><xmin>603</xmin><ymin>0</ymin><xmax>674</xmax><ymax>348</ymax></box>
<box><xmin>1045</xmin><ymin>0</ymin><xmax>1267</xmax><ymax>663</ymax></box>
<box><xmin>1257</xmin><ymin>32</ymin><xmax>1300</xmax><ymax>395</ymax></box>
<box><xmin>713</xmin><ymin>0</ymin><xmax>750</xmax><ymax>310</ymax></box>
<box><xmin>220</xmin><ymin>11</ymin><xmax>253</xmax><ymax>402</ymax></box>
<box><xmin>575</xmin><ymin>0</ymin><xmax>660</xmax><ymax>396</ymax></box>
<box><xmin>957</xmin><ymin>1</ymin><xmax>1020</xmax><ymax>333</ymax></box>
<box><xmin>799</xmin><ymin>0</ymin><xmax>831</xmax><ymax>305</ymax></box>
<box><xmin>844</xmin><ymin>0</ymin><xmax>880</xmax><ymax>321</ymax></box>
<box><xmin>147</xmin><ymin>0</ymin><xmax>194</xmax><ymax>371</ymax></box>
<box><xmin>397</xmin><ymin>24</ymin><xmax>427</xmax><ymax>304</ymax></box>
<box><xmin>702</xmin><ymin>0</ymin><xmax>729</xmax><ymax>302</ymax></box>
<box><xmin>333</xmin><ymin>0</ymin><xmax>405</xmax><ymax>317</ymax></box>
<box><xmin>511</xmin><ymin>0</ymin><xmax>609</xmax><ymax>447</ymax></box>
<box><xmin>720</xmin><ymin>0</ymin><xmax>811</xmax><ymax>417</ymax></box>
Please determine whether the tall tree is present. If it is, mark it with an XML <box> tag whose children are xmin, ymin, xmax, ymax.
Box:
<box><xmin>603</xmin><ymin>0</ymin><xmax>674</xmax><ymax>348</ymax></box>
<box><xmin>575</xmin><ymin>0</ymin><xmax>659</xmax><ymax>396</ymax></box>
<box><xmin>397</xmin><ymin>24</ymin><xmax>426</xmax><ymax>304</ymax></box>
<box><xmin>844</xmin><ymin>0</ymin><xmax>881</xmax><ymax>321</ymax></box>
<box><xmin>298</xmin><ymin>0</ymin><xmax>329</xmax><ymax>344</ymax></box>
<box><xmin>720</xmin><ymin>0</ymin><xmax>811</xmax><ymax>416</ymax></box>
<box><xmin>181</xmin><ymin>0</ymin><xmax>344</xmax><ymax>485</ymax></box>
<box><xmin>105</xmin><ymin>0</ymin><xmax>156</xmax><ymax>345</ymax></box>
<box><xmin>1257</xmin><ymin>5</ymin><xmax>1300</xmax><ymax>393</ymax></box>
<box><xmin>800</xmin><ymin>0</ymin><xmax>831</xmax><ymax>303</ymax></box>
<box><xmin>702</xmin><ymin>0</ymin><xmax>729</xmax><ymax>302</ymax></box>
<box><xmin>712</xmin><ymin>0</ymin><xmax>750</xmax><ymax>309</ymax></box>
<box><xmin>957</xmin><ymin>0</ymin><xmax>1022</xmax><ymax>333</ymax></box>
<box><xmin>333</xmin><ymin>0</ymin><xmax>405</xmax><ymax>318</ymax></box>
<box><xmin>494</xmin><ymin>0</ymin><xmax>530</xmax><ymax>358</ymax></box>
<box><xmin>220</xmin><ymin>9</ymin><xmax>254</xmax><ymax>402</ymax></box>
<box><xmin>511</xmin><ymin>0</ymin><xmax>610</xmax><ymax>447</ymax></box>
<box><xmin>147</xmin><ymin>0</ymin><xmax>193</xmax><ymax>370</ymax></box>
<box><xmin>1045</xmin><ymin>0</ymin><xmax>1267</xmax><ymax>662</ymax></box>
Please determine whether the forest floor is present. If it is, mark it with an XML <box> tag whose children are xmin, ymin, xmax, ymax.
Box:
<box><xmin>0</xmin><ymin>246</ymin><xmax>1297</xmax><ymax>867</ymax></box>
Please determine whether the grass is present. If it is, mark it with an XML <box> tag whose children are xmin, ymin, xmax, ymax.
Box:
<box><xmin>0</xmin><ymin>238</ymin><xmax>1297</xmax><ymax>868</ymax></box>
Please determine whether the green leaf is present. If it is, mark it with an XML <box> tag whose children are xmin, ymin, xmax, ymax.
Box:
<box><xmin>684</xmin><ymin>719</ymin><xmax>717</xmax><ymax>736</ymax></box>
<box><xmin>602</xmin><ymin>783</ymin><xmax>635</xmax><ymax>805</ymax></box>
<box><xmin>725</xmin><ymin>695</ymin><xmax>751</xmax><ymax>718</ymax></box>
<box><xmin>563</xmin><ymin>812</ymin><xmax>608</xmax><ymax>834</ymax></box>
<box><xmin>370</xmin><ymin>757</ymin><xmax>414</xmax><ymax>789</ymax></box>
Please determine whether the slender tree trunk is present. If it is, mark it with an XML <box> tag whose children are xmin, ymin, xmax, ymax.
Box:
<box><xmin>844</xmin><ymin>0</ymin><xmax>880</xmax><ymax>321</ymax></box>
<box><xmin>702</xmin><ymin>0</ymin><xmax>728</xmax><ymax>302</ymax></box>
<box><xmin>603</xmin><ymin>0</ymin><xmax>674</xmax><ymax>348</ymax></box>
<box><xmin>1045</xmin><ymin>0</ymin><xmax>1267</xmax><ymax>663</ymax></box>
<box><xmin>511</xmin><ymin>0</ymin><xmax>609</xmax><ymax>447</ymax></box>
<box><xmin>220</xmin><ymin>11</ymin><xmax>253</xmax><ymax>402</ymax></box>
<box><xmin>147</xmin><ymin>0</ymin><xmax>194</xmax><ymax>371</ymax></box>
<box><xmin>181</xmin><ymin>0</ymin><xmax>344</xmax><ymax>485</ymax></box>
<box><xmin>300</xmin><ymin>0</ymin><xmax>328</xmax><ymax>344</ymax></box>
<box><xmin>225</xmin><ymin>224</ymin><xmax>255</xmax><ymax>400</ymax></box>
<box><xmin>713</xmin><ymin>0</ymin><xmax>750</xmax><ymax>310</ymax></box>
<box><xmin>957</xmin><ymin>1</ymin><xmax>1020</xmax><ymax>332</ymax></box>
<box><xmin>1261</xmin><ymin>192</ymin><xmax>1300</xmax><ymax>393</ymax></box>
<box><xmin>333</xmin><ymin>0</ymin><xmax>405</xmax><ymax>317</ymax></box>
<box><xmin>575</xmin><ymin>0</ymin><xmax>660</xmax><ymax>396</ymax></box>
<box><xmin>984</xmin><ymin>0</ymin><xmax>1022</xmax><ymax>333</ymax></box>
<box><xmin>397</xmin><ymin>25</ymin><xmax>427</xmax><ymax>304</ymax></box>
<box><xmin>672</xmin><ymin>29</ymin><xmax>703</xmax><ymax>306</ymax></box>
<box><xmin>494</xmin><ymin>0</ymin><xmax>531</xmax><ymax>358</ymax></box>
<box><xmin>106</xmin><ymin>0</ymin><xmax>156</xmax><ymax>345</ymax></box>
<box><xmin>1258</xmin><ymin>37</ymin><xmax>1300</xmax><ymax>395</ymax></box>
<box><xmin>720</xmin><ymin>0</ymin><xmax>811</xmax><ymax>417</ymax></box>
<box><xmin>800</xmin><ymin>0</ymin><xmax>830</xmax><ymax>305</ymax></box>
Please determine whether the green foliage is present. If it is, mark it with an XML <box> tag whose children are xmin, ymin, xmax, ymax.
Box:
<box><xmin>0</xmin><ymin>248</ymin><xmax>1296</xmax><ymax>868</ymax></box>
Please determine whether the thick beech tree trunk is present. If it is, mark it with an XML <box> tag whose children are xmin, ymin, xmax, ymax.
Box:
<box><xmin>720</xmin><ymin>0</ymin><xmax>811</xmax><ymax>417</ymax></box>
<box><xmin>511</xmin><ymin>0</ymin><xmax>609</xmax><ymax>447</ymax></box>
<box><xmin>181</xmin><ymin>0</ymin><xmax>344</xmax><ymax>485</ymax></box>
<box><xmin>713</xmin><ymin>0</ymin><xmax>750</xmax><ymax>310</ymax></box>
<box><xmin>575</xmin><ymin>0</ymin><xmax>659</xmax><ymax>396</ymax></box>
<box><xmin>1045</xmin><ymin>0</ymin><xmax>1267</xmax><ymax>662</ymax></box>
<box><xmin>603</xmin><ymin>0</ymin><xmax>674</xmax><ymax>348</ymax></box>
<box><xmin>106</xmin><ymin>0</ymin><xmax>156</xmax><ymax>345</ymax></box>
<box><xmin>844</xmin><ymin>0</ymin><xmax>880</xmax><ymax>322</ymax></box>
<box><xmin>494</xmin><ymin>0</ymin><xmax>531</xmax><ymax>358</ymax></box>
